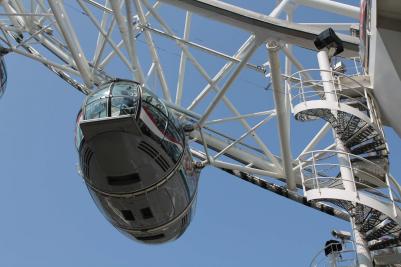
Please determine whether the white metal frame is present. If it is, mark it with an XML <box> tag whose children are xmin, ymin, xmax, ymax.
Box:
<box><xmin>1</xmin><ymin>0</ymin><xmax>400</xmax><ymax>265</ymax></box>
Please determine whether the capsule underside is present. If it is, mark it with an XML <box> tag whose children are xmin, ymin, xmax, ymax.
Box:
<box><xmin>0</xmin><ymin>56</ymin><xmax>7</xmax><ymax>97</ymax></box>
<box><xmin>76</xmin><ymin>80</ymin><xmax>199</xmax><ymax>243</ymax></box>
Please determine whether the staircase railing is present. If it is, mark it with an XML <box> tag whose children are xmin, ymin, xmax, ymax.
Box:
<box><xmin>299</xmin><ymin>150</ymin><xmax>399</xmax><ymax>214</ymax></box>
<box><xmin>310</xmin><ymin>240</ymin><xmax>357</xmax><ymax>267</ymax></box>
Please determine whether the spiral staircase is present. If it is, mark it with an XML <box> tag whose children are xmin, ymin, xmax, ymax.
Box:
<box><xmin>289</xmin><ymin>69</ymin><xmax>401</xmax><ymax>265</ymax></box>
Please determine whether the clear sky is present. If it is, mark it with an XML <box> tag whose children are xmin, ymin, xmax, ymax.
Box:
<box><xmin>0</xmin><ymin>1</ymin><xmax>400</xmax><ymax>266</ymax></box>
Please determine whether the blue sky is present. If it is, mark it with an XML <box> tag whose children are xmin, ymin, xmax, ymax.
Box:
<box><xmin>1</xmin><ymin>1</ymin><xmax>400</xmax><ymax>266</ymax></box>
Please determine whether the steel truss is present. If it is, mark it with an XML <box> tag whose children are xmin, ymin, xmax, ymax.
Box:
<box><xmin>0</xmin><ymin>0</ymin><xmax>400</xmax><ymax>265</ymax></box>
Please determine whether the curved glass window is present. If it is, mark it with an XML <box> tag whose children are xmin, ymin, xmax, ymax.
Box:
<box><xmin>82</xmin><ymin>80</ymin><xmax>141</xmax><ymax>120</ymax></box>
<box><xmin>161</xmin><ymin>121</ymin><xmax>184</xmax><ymax>163</ymax></box>
<box><xmin>85</xmin><ymin>98</ymin><xmax>108</xmax><ymax>120</ymax></box>
<box><xmin>111</xmin><ymin>81</ymin><xmax>140</xmax><ymax>117</ymax></box>
<box><xmin>141</xmin><ymin>101</ymin><xmax>168</xmax><ymax>135</ymax></box>
<box><xmin>142</xmin><ymin>89</ymin><xmax>168</xmax><ymax>117</ymax></box>
<box><xmin>75</xmin><ymin>110</ymin><xmax>84</xmax><ymax>149</ymax></box>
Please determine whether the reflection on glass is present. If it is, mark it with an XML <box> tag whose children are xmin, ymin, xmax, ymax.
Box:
<box><xmin>75</xmin><ymin>111</ymin><xmax>84</xmax><ymax>149</ymax></box>
<box><xmin>85</xmin><ymin>98</ymin><xmax>108</xmax><ymax>120</ymax></box>
<box><xmin>111</xmin><ymin>97</ymin><xmax>137</xmax><ymax>117</ymax></box>
<box><xmin>86</xmin><ymin>88</ymin><xmax>109</xmax><ymax>105</ymax></box>
<box><xmin>142</xmin><ymin>101</ymin><xmax>168</xmax><ymax>134</ymax></box>
<box><xmin>142</xmin><ymin>89</ymin><xmax>168</xmax><ymax>117</ymax></box>
<box><xmin>82</xmin><ymin>80</ymin><xmax>141</xmax><ymax>120</ymax></box>
<box><xmin>112</xmin><ymin>82</ymin><xmax>139</xmax><ymax>98</ymax></box>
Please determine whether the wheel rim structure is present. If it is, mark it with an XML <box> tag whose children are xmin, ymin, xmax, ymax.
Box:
<box><xmin>0</xmin><ymin>0</ymin><xmax>400</xmax><ymax>265</ymax></box>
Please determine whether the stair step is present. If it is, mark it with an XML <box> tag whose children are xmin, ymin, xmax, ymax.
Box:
<box><xmin>355</xmin><ymin>205</ymin><xmax>372</xmax><ymax>224</ymax></box>
<box><xmin>346</xmin><ymin>127</ymin><xmax>378</xmax><ymax>147</ymax></box>
<box><xmin>369</xmin><ymin>238</ymin><xmax>401</xmax><ymax>251</ymax></box>
<box><xmin>351</xmin><ymin>157</ymin><xmax>388</xmax><ymax>187</ymax></box>
<box><xmin>366</xmin><ymin>219</ymin><xmax>397</xmax><ymax>241</ymax></box>
<box><xmin>350</xmin><ymin>141</ymin><xmax>387</xmax><ymax>156</ymax></box>
<box><xmin>360</xmin><ymin>210</ymin><xmax>385</xmax><ymax>233</ymax></box>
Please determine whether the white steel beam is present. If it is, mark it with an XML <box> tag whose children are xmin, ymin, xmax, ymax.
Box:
<box><xmin>85</xmin><ymin>0</ymin><xmax>113</xmax><ymax>13</ymax></box>
<box><xmin>1</xmin><ymin>1</ymin><xmax>76</xmax><ymax>67</ymax></box>
<box><xmin>299</xmin><ymin>23</ymin><xmax>359</xmax><ymax>31</ymax></box>
<box><xmin>142</xmin><ymin>1</ymin><xmax>282</xmax><ymax>169</ymax></box>
<box><xmin>77</xmin><ymin>0</ymin><xmax>133</xmax><ymax>72</ymax></box>
<box><xmin>98</xmin><ymin>1</ymin><xmax>159</xmax><ymax>69</ymax></box>
<box><xmin>197</xmin><ymin>39</ymin><xmax>258</xmax><ymax>126</ymax></box>
<box><xmin>143</xmin><ymin>26</ymin><xmax>263</xmax><ymax>73</ymax></box>
<box><xmin>0</xmin><ymin>0</ymin><xmax>23</xmax><ymax>28</ymax></box>
<box><xmin>9</xmin><ymin>46</ymin><xmax>81</xmax><ymax>76</ymax></box>
<box><xmin>156</xmin><ymin>0</ymin><xmax>359</xmax><ymax>58</ymax></box>
<box><xmin>110</xmin><ymin>0</ymin><xmax>144</xmax><ymax>83</ymax></box>
<box><xmin>209</xmin><ymin>159</ymin><xmax>281</xmax><ymax>179</ymax></box>
<box><xmin>175</xmin><ymin>11</ymin><xmax>191</xmax><ymax>105</ymax></box>
<box><xmin>92</xmin><ymin>0</ymin><xmax>111</xmax><ymax>65</ymax></box>
<box><xmin>213</xmin><ymin>115</ymin><xmax>275</xmax><ymax>160</ymax></box>
<box><xmin>269</xmin><ymin>0</ymin><xmax>294</xmax><ymax>18</ymax></box>
<box><xmin>48</xmin><ymin>0</ymin><xmax>94</xmax><ymax>88</ymax></box>
<box><xmin>163</xmin><ymin>101</ymin><xmax>281</xmax><ymax>174</ymax></box>
<box><xmin>205</xmin><ymin>110</ymin><xmax>276</xmax><ymax>125</ymax></box>
<box><xmin>268</xmin><ymin>42</ymin><xmax>296</xmax><ymax>191</ymax></box>
<box><xmin>187</xmin><ymin>35</ymin><xmax>257</xmax><ymax>110</ymax></box>
<box><xmin>190</xmin><ymin>130</ymin><xmax>281</xmax><ymax>174</ymax></box>
<box><xmin>134</xmin><ymin>0</ymin><xmax>171</xmax><ymax>101</ymax></box>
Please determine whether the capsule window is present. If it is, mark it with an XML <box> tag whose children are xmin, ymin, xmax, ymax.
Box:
<box><xmin>85</xmin><ymin>98</ymin><xmax>108</xmax><ymax>120</ymax></box>
<box><xmin>107</xmin><ymin>173</ymin><xmax>140</xmax><ymax>186</ymax></box>
<box><xmin>82</xmin><ymin>81</ymin><xmax>141</xmax><ymax>120</ymax></box>
<box><xmin>140</xmin><ymin>207</ymin><xmax>154</xmax><ymax>219</ymax></box>
<box><xmin>121</xmin><ymin>210</ymin><xmax>135</xmax><ymax>221</ymax></box>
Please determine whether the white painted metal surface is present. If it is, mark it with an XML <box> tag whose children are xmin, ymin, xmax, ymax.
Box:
<box><xmin>0</xmin><ymin>0</ymin><xmax>400</xmax><ymax>265</ymax></box>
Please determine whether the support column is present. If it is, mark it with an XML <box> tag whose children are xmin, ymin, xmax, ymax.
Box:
<box><xmin>317</xmin><ymin>50</ymin><xmax>355</xmax><ymax>192</ymax></box>
<box><xmin>268</xmin><ymin>42</ymin><xmax>296</xmax><ymax>191</ymax></box>
<box><xmin>318</xmin><ymin>51</ymin><xmax>372</xmax><ymax>266</ymax></box>
<box><xmin>351</xmin><ymin>218</ymin><xmax>373</xmax><ymax>267</ymax></box>
<box><xmin>327</xmin><ymin>253</ymin><xmax>338</xmax><ymax>267</ymax></box>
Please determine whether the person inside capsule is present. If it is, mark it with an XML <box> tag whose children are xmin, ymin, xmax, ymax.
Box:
<box><xmin>75</xmin><ymin>79</ymin><xmax>199</xmax><ymax>243</ymax></box>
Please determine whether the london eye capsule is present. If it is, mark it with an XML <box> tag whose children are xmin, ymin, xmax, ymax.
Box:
<box><xmin>75</xmin><ymin>79</ymin><xmax>200</xmax><ymax>243</ymax></box>
<box><xmin>0</xmin><ymin>56</ymin><xmax>7</xmax><ymax>97</ymax></box>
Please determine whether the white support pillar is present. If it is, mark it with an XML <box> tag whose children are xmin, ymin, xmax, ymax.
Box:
<box><xmin>176</xmin><ymin>11</ymin><xmax>192</xmax><ymax>105</ymax></box>
<box><xmin>268</xmin><ymin>42</ymin><xmax>296</xmax><ymax>191</ymax></box>
<box><xmin>351</xmin><ymin>218</ymin><xmax>373</xmax><ymax>267</ymax></box>
<box><xmin>328</xmin><ymin>252</ymin><xmax>338</xmax><ymax>267</ymax></box>
<box><xmin>317</xmin><ymin>50</ymin><xmax>355</xmax><ymax>192</ymax></box>
<box><xmin>318</xmin><ymin>51</ymin><xmax>372</xmax><ymax>266</ymax></box>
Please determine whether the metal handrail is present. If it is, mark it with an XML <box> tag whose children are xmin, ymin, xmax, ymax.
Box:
<box><xmin>310</xmin><ymin>240</ymin><xmax>357</xmax><ymax>267</ymax></box>
<box><xmin>300</xmin><ymin>150</ymin><xmax>386</xmax><ymax>173</ymax></box>
<box><xmin>291</xmin><ymin>90</ymin><xmax>371</xmax><ymax>115</ymax></box>
<box><xmin>303</xmin><ymin>177</ymin><xmax>395</xmax><ymax>204</ymax></box>
<box><xmin>287</xmin><ymin>69</ymin><xmax>373</xmax><ymax>119</ymax></box>
<box><xmin>289</xmin><ymin>69</ymin><xmax>366</xmax><ymax>93</ymax></box>
<box><xmin>299</xmin><ymin>150</ymin><xmax>400</xmax><ymax>215</ymax></box>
